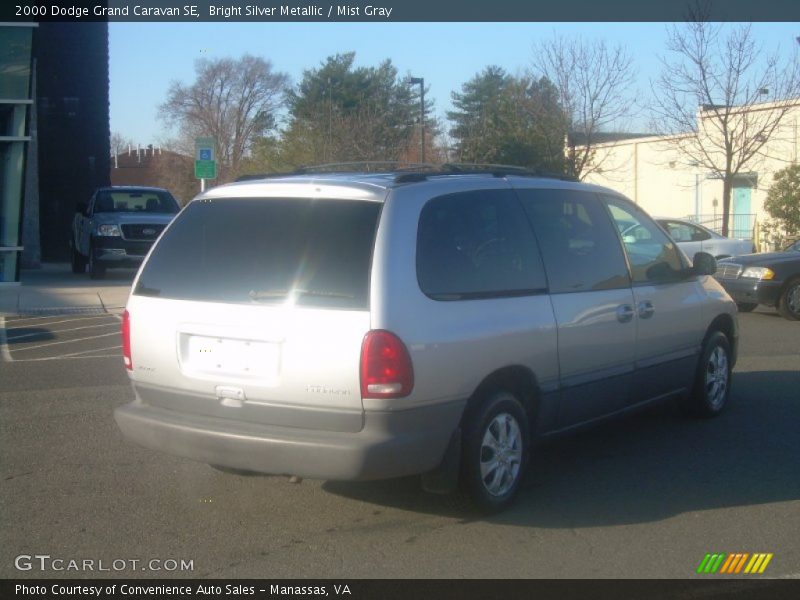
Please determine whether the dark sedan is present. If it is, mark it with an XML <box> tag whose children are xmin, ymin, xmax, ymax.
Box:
<box><xmin>714</xmin><ymin>240</ymin><xmax>800</xmax><ymax>320</ymax></box>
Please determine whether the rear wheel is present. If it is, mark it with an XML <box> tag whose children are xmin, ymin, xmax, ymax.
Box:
<box><xmin>461</xmin><ymin>390</ymin><xmax>529</xmax><ymax>513</ymax></box>
<box><xmin>777</xmin><ymin>278</ymin><xmax>800</xmax><ymax>321</ymax></box>
<box><xmin>684</xmin><ymin>331</ymin><xmax>732</xmax><ymax>418</ymax></box>
<box><xmin>736</xmin><ymin>302</ymin><xmax>757</xmax><ymax>313</ymax></box>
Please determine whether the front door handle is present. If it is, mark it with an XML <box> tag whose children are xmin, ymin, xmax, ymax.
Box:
<box><xmin>616</xmin><ymin>304</ymin><xmax>635</xmax><ymax>323</ymax></box>
<box><xmin>638</xmin><ymin>300</ymin><xmax>655</xmax><ymax>319</ymax></box>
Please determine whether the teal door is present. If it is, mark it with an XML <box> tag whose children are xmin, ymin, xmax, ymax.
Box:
<box><xmin>732</xmin><ymin>187</ymin><xmax>752</xmax><ymax>239</ymax></box>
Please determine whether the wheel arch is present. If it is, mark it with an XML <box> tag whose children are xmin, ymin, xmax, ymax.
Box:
<box><xmin>704</xmin><ymin>312</ymin><xmax>737</xmax><ymax>368</ymax></box>
<box><xmin>462</xmin><ymin>365</ymin><xmax>541</xmax><ymax>433</ymax></box>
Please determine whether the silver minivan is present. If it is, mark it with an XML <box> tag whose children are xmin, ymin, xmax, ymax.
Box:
<box><xmin>115</xmin><ymin>168</ymin><xmax>738</xmax><ymax>512</ymax></box>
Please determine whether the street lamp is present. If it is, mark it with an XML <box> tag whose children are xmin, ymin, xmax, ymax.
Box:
<box><xmin>409</xmin><ymin>76</ymin><xmax>425</xmax><ymax>163</ymax></box>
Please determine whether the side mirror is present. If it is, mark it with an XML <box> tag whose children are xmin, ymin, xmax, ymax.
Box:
<box><xmin>692</xmin><ymin>251</ymin><xmax>717</xmax><ymax>276</ymax></box>
<box><xmin>76</xmin><ymin>201</ymin><xmax>88</xmax><ymax>215</ymax></box>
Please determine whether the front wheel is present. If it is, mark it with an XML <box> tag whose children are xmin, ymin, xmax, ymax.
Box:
<box><xmin>88</xmin><ymin>243</ymin><xmax>106</xmax><ymax>280</ymax></box>
<box><xmin>684</xmin><ymin>331</ymin><xmax>732</xmax><ymax>418</ymax></box>
<box><xmin>461</xmin><ymin>390</ymin><xmax>529</xmax><ymax>513</ymax></box>
<box><xmin>777</xmin><ymin>278</ymin><xmax>800</xmax><ymax>321</ymax></box>
<box><xmin>70</xmin><ymin>242</ymin><xmax>86</xmax><ymax>274</ymax></box>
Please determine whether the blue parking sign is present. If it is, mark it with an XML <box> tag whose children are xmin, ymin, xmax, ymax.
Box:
<box><xmin>199</xmin><ymin>148</ymin><xmax>212</xmax><ymax>161</ymax></box>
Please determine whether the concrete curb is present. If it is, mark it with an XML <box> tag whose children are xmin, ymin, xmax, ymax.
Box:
<box><xmin>0</xmin><ymin>264</ymin><xmax>132</xmax><ymax>317</ymax></box>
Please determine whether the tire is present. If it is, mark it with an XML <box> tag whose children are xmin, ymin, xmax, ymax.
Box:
<box><xmin>88</xmin><ymin>243</ymin><xmax>106</xmax><ymax>280</ymax></box>
<box><xmin>736</xmin><ymin>302</ymin><xmax>758</xmax><ymax>313</ymax></box>
<box><xmin>777</xmin><ymin>277</ymin><xmax>800</xmax><ymax>321</ymax></box>
<box><xmin>70</xmin><ymin>242</ymin><xmax>86</xmax><ymax>274</ymax></box>
<box><xmin>685</xmin><ymin>331</ymin><xmax>732</xmax><ymax>418</ymax></box>
<box><xmin>461</xmin><ymin>390</ymin><xmax>529</xmax><ymax>513</ymax></box>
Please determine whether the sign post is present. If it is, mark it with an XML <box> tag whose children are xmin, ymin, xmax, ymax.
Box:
<box><xmin>194</xmin><ymin>137</ymin><xmax>217</xmax><ymax>192</ymax></box>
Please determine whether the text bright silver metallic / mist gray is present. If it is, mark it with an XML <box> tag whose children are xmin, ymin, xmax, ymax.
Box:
<box><xmin>114</xmin><ymin>171</ymin><xmax>738</xmax><ymax>511</ymax></box>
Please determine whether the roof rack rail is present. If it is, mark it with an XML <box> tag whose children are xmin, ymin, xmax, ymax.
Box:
<box><xmin>295</xmin><ymin>161</ymin><xmax>438</xmax><ymax>174</ymax></box>
<box><xmin>394</xmin><ymin>163</ymin><xmax>577</xmax><ymax>184</ymax></box>
<box><xmin>234</xmin><ymin>171</ymin><xmax>301</xmax><ymax>182</ymax></box>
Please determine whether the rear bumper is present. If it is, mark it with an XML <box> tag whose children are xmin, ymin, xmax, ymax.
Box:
<box><xmin>114</xmin><ymin>397</ymin><xmax>465</xmax><ymax>481</ymax></box>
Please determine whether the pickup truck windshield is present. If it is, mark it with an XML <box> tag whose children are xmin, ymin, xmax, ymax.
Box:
<box><xmin>95</xmin><ymin>190</ymin><xmax>179</xmax><ymax>213</ymax></box>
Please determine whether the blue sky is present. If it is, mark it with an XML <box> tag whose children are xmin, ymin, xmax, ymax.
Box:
<box><xmin>109</xmin><ymin>22</ymin><xmax>799</xmax><ymax>145</ymax></box>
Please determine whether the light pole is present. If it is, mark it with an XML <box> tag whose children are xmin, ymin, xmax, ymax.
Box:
<box><xmin>409</xmin><ymin>76</ymin><xmax>425</xmax><ymax>163</ymax></box>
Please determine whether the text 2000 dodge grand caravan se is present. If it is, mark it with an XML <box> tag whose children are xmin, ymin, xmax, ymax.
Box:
<box><xmin>115</xmin><ymin>167</ymin><xmax>738</xmax><ymax>512</ymax></box>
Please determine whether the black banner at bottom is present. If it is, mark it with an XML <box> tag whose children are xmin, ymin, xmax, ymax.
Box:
<box><xmin>3</xmin><ymin>579</ymin><xmax>800</xmax><ymax>600</ymax></box>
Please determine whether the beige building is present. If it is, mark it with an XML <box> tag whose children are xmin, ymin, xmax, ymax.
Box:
<box><xmin>584</xmin><ymin>99</ymin><xmax>800</xmax><ymax>243</ymax></box>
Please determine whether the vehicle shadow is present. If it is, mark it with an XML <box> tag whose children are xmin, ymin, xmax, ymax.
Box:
<box><xmin>322</xmin><ymin>370</ymin><xmax>800</xmax><ymax>525</ymax></box>
<box><xmin>2</xmin><ymin>328</ymin><xmax>56</xmax><ymax>344</ymax></box>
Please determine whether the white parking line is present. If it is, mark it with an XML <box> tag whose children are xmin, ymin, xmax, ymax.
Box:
<box><xmin>13</xmin><ymin>355</ymin><xmax>122</xmax><ymax>362</ymax></box>
<box><xmin>6</xmin><ymin>321</ymin><xmax>119</xmax><ymax>341</ymax></box>
<box><xmin>0</xmin><ymin>316</ymin><xmax>13</xmax><ymax>362</ymax></box>
<box><xmin>9</xmin><ymin>332</ymin><xmax>120</xmax><ymax>353</ymax></box>
<box><xmin>13</xmin><ymin>345</ymin><xmax>123</xmax><ymax>361</ymax></box>
<box><xmin>6</xmin><ymin>314</ymin><xmax>113</xmax><ymax>326</ymax></box>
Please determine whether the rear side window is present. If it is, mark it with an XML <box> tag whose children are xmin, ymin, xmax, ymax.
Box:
<box><xmin>517</xmin><ymin>189</ymin><xmax>630</xmax><ymax>294</ymax></box>
<box><xmin>416</xmin><ymin>189</ymin><xmax>547</xmax><ymax>300</ymax></box>
<box><xmin>134</xmin><ymin>198</ymin><xmax>381</xmax><ymax>309</ymax></box>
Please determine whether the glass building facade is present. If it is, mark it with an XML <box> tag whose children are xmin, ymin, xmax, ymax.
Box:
<box><xmin>0</xmin><ymin>23</ymin><xmax>34</xmax><ymax>284</ymax></box>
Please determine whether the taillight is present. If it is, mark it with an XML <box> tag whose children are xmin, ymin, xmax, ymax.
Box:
<box><xmin>122</xmin><ymin>309</ymin><xmax>132</xmax><ymax>370</ymax></box>
<box><xmin>360</xmin><ymin>330</ymin><xmax>414</xmax><ymax>399</ymax></box>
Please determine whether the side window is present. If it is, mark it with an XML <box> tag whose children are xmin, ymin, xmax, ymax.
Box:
<box><xmin>661</xmin><ymin>220</ymin><xmax>694</xmax><ymax>242</ymax></box>
<box><xmin>517</xmin><ymin>189</ymin><xmax>630</xmax><ymax>294</ymax></box>
<box><xmin>687</xmin><ymin>222</ymin><xmax>712</xmax><ymax>242</ymax></box>
<box><xmin>603</xmin><ymin>197</ymin><xmax>686</xmax><ymax>284</ymax></box>
<box><xmin>416</xmin><ymin>189</ymin><xmax>547</xmax><ymax>300</ymax></box>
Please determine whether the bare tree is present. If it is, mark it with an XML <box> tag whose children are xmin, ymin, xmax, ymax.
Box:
<box><xmin>531</xmin><ymin>36</ymin><xmax>636</xmax><ymax>180</ymax></box>
<box><xmin>110</xmin><ymin>131</ymin><xmax>132</xmax><ymax>158</ymax></box>
<box><xmin>159</xmin><ymin>55</ymin><xmax>289</xmax><ymax>182</ymax></box>
<box><xmin>652</xmin><ymin>17</ymin><xmax>800</xmax><ymax>236</ymax></box>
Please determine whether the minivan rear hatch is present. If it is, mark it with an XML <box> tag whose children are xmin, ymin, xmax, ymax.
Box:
<box><xmin>125</xmin><ymin>196</ymin><xmax>382</xmax><ymax>433</ymax></box>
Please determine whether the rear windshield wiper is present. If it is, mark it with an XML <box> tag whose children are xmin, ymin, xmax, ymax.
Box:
<box><xmin>248</xmin><ymin>289</ymin><xmax>355</xmax><ymax>301</ymax></box>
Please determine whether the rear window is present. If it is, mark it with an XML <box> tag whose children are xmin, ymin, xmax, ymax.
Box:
<box><xmin>95</xmin><ymin>190</ymin><xmax>179</xmax><ymax>213</ymax></box>
<box><xmin>133</xmin><ymin>198</ymin><xmax>381</xmax><ymax>309</ymax></box>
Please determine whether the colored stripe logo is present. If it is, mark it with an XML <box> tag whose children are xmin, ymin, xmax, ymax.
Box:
<box><xmin>697</xmin><ymin>553</ymin><xmax>773</xmax><ymax>574</ymax></box>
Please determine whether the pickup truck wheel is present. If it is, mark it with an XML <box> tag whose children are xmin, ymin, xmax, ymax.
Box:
<box><xmin>70</xmin><ymin>243</ymin><xmax>86</xmax><ymax>274</ymax></box>
<box><xmin>684</xmin><ymin>331</ymin><xmax>732</xmax><ymax>418</ymax></box>
<box><xmin>88</xmin><ymin>244</ymin><xmax>106</xmax><ymax>280</ymax></box>
<box><xmin>777</xmin><ymin>277</ymin><xmax>800</xmax><ymax>321</ymax></box>
<box><xmin>736</xmin><ymin>302</ymin><xmax>757</xmax><ymax>313</ymax></box>
<box><xmin>461</xmin><ymin>390</ymin><xmax>529</xmax><ymax>513</ymax></box>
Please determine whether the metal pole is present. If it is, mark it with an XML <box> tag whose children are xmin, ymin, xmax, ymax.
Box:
<box><xmin>328</xmin><ymin>77</ymin><xmax>332</xmax><ymax>161</ymax></box>
<box><xmin>409</xmin><ymin>77</ymin><xmax>425</xmax><ymax>163</ymax></box>
<box><xmin>420</xmin><ymin>81</ymin><xmax>425</xmax><ymax>163</ymax></box>
<box><xmin>695</xmin><ymin>173</ymin><xmax>700</xmax><ymax>220</ymax></box>
<box><xmin>201</xmin><ymin>178</ymin><xmax>205</xmax><ymax>193</ymax></box>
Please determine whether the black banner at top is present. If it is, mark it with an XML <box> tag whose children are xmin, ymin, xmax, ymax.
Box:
<box><xmin>3</xmin><ymin>0</ymin><xmax>800</xmax><ymax>22</ymax></box>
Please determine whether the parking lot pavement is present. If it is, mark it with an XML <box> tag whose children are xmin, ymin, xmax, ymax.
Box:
<box><xmin>0</xmin><ymin>308</ymin><xmax>798</xmax><ymax>579</ymax></box>
<box><xmin>0</xmin><ymin>314</ymin><xmax>122</xmax><ymax>363</ymax></box>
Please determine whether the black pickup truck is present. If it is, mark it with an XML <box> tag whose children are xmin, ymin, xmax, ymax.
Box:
<box><xmin>71</xmin><ymin>186</ymin><xmax>180</xmax><ymax>279</ymax></box>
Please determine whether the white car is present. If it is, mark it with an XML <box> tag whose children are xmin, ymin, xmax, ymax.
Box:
<box><xmin>656</xmin><ymin>217</ymin><xmax>754</xmax><ymax>260</ymax></box>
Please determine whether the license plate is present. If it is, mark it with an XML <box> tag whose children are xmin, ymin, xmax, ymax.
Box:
<box><xmin>184</xmin><ymin>335</ymin><xmax>279</xmax><ymax>380</ymax></box>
